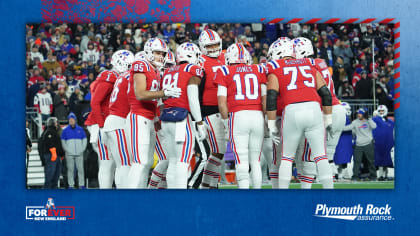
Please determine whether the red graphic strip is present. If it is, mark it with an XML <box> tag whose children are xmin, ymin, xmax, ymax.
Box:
<box><xmin>41</xmin><ymin>0</ymin><xmax>191</xmax><ymax>23</ymax></box>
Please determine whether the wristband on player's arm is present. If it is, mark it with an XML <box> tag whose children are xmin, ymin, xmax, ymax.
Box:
<box><xmin>317</xmin><ymin>86</ymin><xmax>332</xmax><ymax>106</ymax></box>
<box><xmin>266</xmin><ymin>89</ymin><xmax>278</xmax><ymax>111</ymax></box>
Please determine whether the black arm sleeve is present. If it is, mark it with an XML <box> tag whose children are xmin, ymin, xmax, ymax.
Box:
<box><xmin>267</xmin><ymin>89</ymin><xmax>279</xmax><ymax>111</ymax></box>
<box><xmin>317</xmin><ymin>85</ymin><xmax>332</xmax><ymax>106</ymax></box>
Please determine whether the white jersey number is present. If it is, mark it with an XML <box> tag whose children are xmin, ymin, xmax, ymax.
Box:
<box><xmin>162</xmin><ymin>72</ymin><xmax>179</xmax><ymax>90</ymax></box>
<box><xmin>110</xmin><ymin>74</ymin><xmax>129</xmax><ymax>103</ymax></box>
<box><xmin>284</xmin><ymin>66</ymin><xmax>315</xmax><ymax>91</ymax></box>
<box><xmin>321</xmin><ymin>69</ymin><xmax>336</xmax><ymax>95</ymax></box>
<box><xmin>233</xmin><ymin>73</ymin><xmax>259</xmax><ymax>100</ymax></box>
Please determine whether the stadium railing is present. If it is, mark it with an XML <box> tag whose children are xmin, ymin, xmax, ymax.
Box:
<box><xmin>26</xmin><ymin>107</ymin><xmax>42</xmax><ymax>140</ymax></box>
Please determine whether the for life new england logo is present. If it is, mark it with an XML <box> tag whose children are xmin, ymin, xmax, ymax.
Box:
<box><xmin>26</xmin><ymin>198</ymin><xmax>75</xmax><ymax>221</ymax></box>
<box><xmin>314</xmin><ymin>204</ymin><xmax>394</xmax><ymax>221</ymax></box>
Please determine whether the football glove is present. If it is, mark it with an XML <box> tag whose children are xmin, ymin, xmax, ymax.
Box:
<box><xmin>196</xmin><ymin>123</ymin><xmax>208</xmax><ymax>141</ymax></box>
<box><xmin>163</xmin><ymin>87</ymin><xmax>182</xmax><ymax>98</ymax></box>
<box><xmin>222</xmin><ymin>118</ymin><xmax>229</xmax><ymax>141</ymax></box>
<box><xmin>324</xmin><ymin>114</ymin><xmax>333</xmax><ymax>140</ymax></box>
<box><xmin>267</xmin><ymin>120</ymin><xmax>281</xmax><ymax>145</ymax></box>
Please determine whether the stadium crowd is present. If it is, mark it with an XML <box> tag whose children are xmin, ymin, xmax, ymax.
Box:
<box><xmin>26</xmin><ymin>22</ymin><xmax>395</xmax><ymax>124</ymax></box>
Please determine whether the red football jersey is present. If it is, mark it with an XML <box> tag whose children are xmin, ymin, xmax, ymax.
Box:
<box><xmin>314</xmin><ymin>58</ymin><xmax>340</xmax><ymax>105</ymax></box>
<box><xmin>200</xmin><ymin>54</ymin><xmax>225</xmax><ymax>106</ymax></box>
<box><xmin>85</xmin><ymin>70</ymin><xmax>119</xmax><ymax>127</ymax></box>
<box><xmin>267</xmin><ymin>58</ymin><xmax>321</xmax><ymax>108</ymax></box>
<box><xmin>162</xmin><ymin>63</ymin><xmax>203</xmax><ymax>111</ymax></box>
<box><xmin>214</xmin><ymin>64</ymin><xmax>267</xmax><ymax>113</ymax></box>
<box><xmin>109</xmin><ymin>71</ymin><xmax>130</xmax><ymax>118</ymax></box>
<box><xmin>128</xmin><ymin>60</ymin><xmax>161</xmax><ymax>120</ymax></box>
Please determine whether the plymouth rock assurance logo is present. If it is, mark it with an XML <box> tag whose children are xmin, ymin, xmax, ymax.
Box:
<box><xmin>314</xmin><ymin>204</ymin><xmax>394</xmax><ymax>221</ymax></box>
<box><xmin>26</xmin><ymin>198</ymin><xmax>75</xmax><ymax>221</ymax></box>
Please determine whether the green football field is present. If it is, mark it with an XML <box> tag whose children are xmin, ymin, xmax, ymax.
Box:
<box><xmin>218</xmin><ymin>181</ymin><xmax>394</xmax><ymax>189</ymax></box>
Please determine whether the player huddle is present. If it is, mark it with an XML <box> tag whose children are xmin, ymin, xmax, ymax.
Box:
<box><xmin>85</xmin><ymin>29</ymin><xmax>347</xmax><ymax>189</ymax></box>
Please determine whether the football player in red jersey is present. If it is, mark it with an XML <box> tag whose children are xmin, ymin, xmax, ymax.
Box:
<box><xmin>126</xmin><ymin>38</ymin><xmax>181</xmax><ymax>189</ymax></box>
<box><xmin>215</xmin><ymin>43</ymin><xmax>267</xmax><ymax>189</ymax></box>
<box><xmin>158</xmin><ymin>42</ymin><xmax>206</xmax><ymax>189</ymax></box>
<box><xmin>198</xmin><ymin>29</ymin><xmax>227</xmax><ymax>188</ymax></box>
<box><xmin>293</xmin><ymin>37</ymin><xmax>347</xmax><ymax>188</ymax></box>
<box><xmin>257</xmin><ymin>61</ymin><xmax>281</xmax><ymax>188</ymax></box>
<box><xmin>148</xmin><ymin>49</ymin><xmax>176</xmax><ymax>189</ymax></box>
<box><xmin>102</xmin><ymin>50</ymin><xmax>134</xmax><ymax>189</ymax></box>
<box><xmin>266</xmin><ymin>38</ymin><xmax>334</xmax><ymax>189</ymax></box>
<box><xmin>85</xmin><ymin>49</ymin><xmax>133</xmax><ymax>189</ymax></box>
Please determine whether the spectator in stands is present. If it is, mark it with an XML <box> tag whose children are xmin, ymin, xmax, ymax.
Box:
<box><xmin>233</xmin><ymin>23</ymin><xmax>245</xmax><ymax>37</ymax></box>
<box><xmin>334</xmin><ymin>38</ymin><xmax>354</xmax><ymax>71</ymax></box>
<box><xmin>355</xmin><ymin>70</ymin><xmax>372</xmax><ymax>99</ymax></box>
<box><xmin>30</xmin><ymin>44</ymin><xmax>44</xmax><ymax>63</ymax></box>
<box><xmin>79</xmin><ymin>78</ymin><xmax>90</xmax><ymax>98</ymax></box>
<box><xmin>87</xmin><ymin>72</ymin><xmax>95</xmax><ymax>83</ymax></box>
<box><xmin>351</xmin><ymin>37</ymin><xmax>361</xmax><ymax>55</ymax></box>
<box><xmin>53</xmin><ymin>87</ymin><xmax>69</xmax><ymax>121</ymax></box>
<box><xmin>326</xmin><ymin>26</ymin><xmax>338</xmax><ymax>42</ymax></box>
<box><xmin>81</xmin><ymin>31</ymin><xmax>93</xmax><ymax>52</ymax></box>
<box><xmin>361</xmin><ymin>24</ymin><xmax>375</xmax><ymax>52</ymax></box>
<box><xmin>54</xmin><ymin>67</ymin><xmax>66</xmax><ymax>83</ymax></box>
<box><xmin>168</xmin><ymin>37</ymin><xmax>178</xmax><ymax>54</ymax></box>
<box><xmin>49</xmin><ymin>77</ymin><xmax>59</xmax><ymax>93</ymax></box>
<box><xmin>74</xmin><ymin>65</ymin><xmax>88</xmax><ymax>81</ymax></box>
<box><xmin>34</xmin><ymin>84</ymin><xmax>53</xmax><ymax>123</ymax></box>
<box><xmin>133</xmin><ymin>28</ymin><xmax>143</xmax><ymax>48</ymax></box>
<box><xmin>69</xmin><ymin>86</ymin><xmax>84</xmax><ymax>113</ymax></box>
<box><xmin>27</xmin><ymin>67</ymin><xmax>45</xmax><ymax>88</ymax></box>
<box><xmin>61</xmin><ymin>112</ymin><xmax>87</xmax><ymax>189</ymax></box>
<box><xmin>337</xmin><ymin>79</ymin><xmax>355</xmax><ymax>99</ymax></box>
<box><xmin>163</xmin><ymin>24</ymin><xmax>175</xmax><ymax>42</ymax></box>
<box><xmin>82</xmin><ymin>42</ymin><xmax>100</xmax><ymax>64</ymax></box>
<box><xmin>337</xmin><ymin>25</ymin><xmax>348</xmax><ymax>39</ymax></box>
<box><xmin>190</xmin><ymin>23</ymin><xmax>201</xmax><ymax>41</ymax></box>
<box><xmin>244</xmin><ymin>25</ymin><xmax>256</xmax><ymax>44</ymax></box>
<box><xmin>343</xmin><ymin>108</ymin><xmax>377</xmax><ymax>181</ymax></box>
<box><xmin>319</xmin><ymin>40</ymin><xmax>335</xmax><ymax>67</ymax></box>
<box><xmin>39</xmin><ymin>117</ymin><xmax>64</xmax><ymax>189</ymax></box>
<box><xmin>336</xmin><ymin>64</ymin><xmax>348</xmax><ymax>83</ymax></box>
<box><xmin>43</xmin><ymin>52</ymin><xmax>61</xmax><ymax>77</ymax></box>
<box><xmin>72</xmin><ymin>44</ymin><xmax>83</xmax><ymax>61</ymax></box>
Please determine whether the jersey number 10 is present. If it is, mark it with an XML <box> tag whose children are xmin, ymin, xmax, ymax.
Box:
<box><xmin>233</xmin><ymin>73</ymin><xmax>259</xmax><ymax>100</ymax></box>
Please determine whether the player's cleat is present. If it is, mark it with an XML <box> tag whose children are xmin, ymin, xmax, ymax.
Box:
<box><xmin>351</xmin><ymin>177</ymin><xmax>360</xmax><ymax>182</ymax></box>
<box><xmin>219</xmin><ymin>179</ymin><xmax>228</xmax><ymax>185</ymax></box>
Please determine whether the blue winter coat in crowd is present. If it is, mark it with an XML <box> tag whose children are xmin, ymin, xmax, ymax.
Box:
<box><xmin>61</xmin><ymin>124</ymin><xmax>87</xmax><ymax>156</ymax></box>
<box><xmin>334</xmin><ymin>116</ymin><xmax>354</xmax><ymax>164</ymax></box>
<box><xmin>372</xmin><ymin>117</ymin><xmax>394</xmax><ymax>167</ymax></box>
